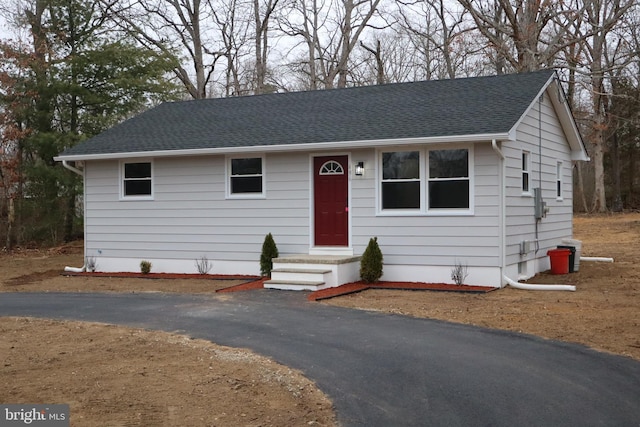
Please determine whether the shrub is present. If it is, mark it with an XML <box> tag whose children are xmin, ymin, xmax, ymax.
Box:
<box><xmin>140</xmin><ymin>260</ymin><xmax>152</xmax><ymax>274</ymax></box>
<box><xmin>86</xmin><ymin>256</ymin><xmax>98</xmax><ymax>273</ymax></box>
<box><xmin>260</xmin><ymin>233</ymin><xmax>279</xmax><ymax>277</ymax></box>
<box><xmin>450</xmin><ymin>260</ymin><xmax>469</xmax><ymax>286</ymax></box>
<box><xmin>194</xmin><ymin>256</ymin><xmax>212</xmax><ymax>275</ymax></box>
<box><xmin>360</xmin><ymin>237</ymin><xmax>383</xmax><ymax>283</ymax></box>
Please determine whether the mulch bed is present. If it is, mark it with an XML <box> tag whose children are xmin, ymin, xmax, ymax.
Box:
<box><xmin>216</xmin><ymin>278</ymin><xmax>267</xmax><ymax>293</ymax></box>
<box><xmin>308</xmin><ymin>281</ymin><xmax>498</xmax><ymax>301</ymax></box>
<box><xmin>64</xmin><ymin>271</ymin><xmax>261</xmax><ymax>281</ymax></box>
<box><xmin>60</xmin><ymin>272</ymin><xmax>497</xmax><ymax>299</ymax></box>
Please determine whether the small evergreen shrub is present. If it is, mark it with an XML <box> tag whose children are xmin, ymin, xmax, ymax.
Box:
<box><xmin>360</xmin><ymin>237</ymin><xmax>383</xmax><ymax>283</ymax></box>
<box><xmin>140</xmin><ymin>260</ymin><xmax>152</xmax><ymax>274</ymax></box>
<box><xmin>260</xmin><ymin>233</ymin><xmax>279</xmax><ymax>276</ymax></box>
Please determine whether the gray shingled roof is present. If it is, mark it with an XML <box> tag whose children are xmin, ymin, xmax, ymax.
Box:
<box><xmin>58</xmin><ymin>70</ymin><xmax>555</xmax><ymax>158</ymax></box>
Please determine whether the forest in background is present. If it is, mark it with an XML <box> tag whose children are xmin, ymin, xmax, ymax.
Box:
<box><xmin>1</xmin><ymin>0</ymin><xmax>639</xmax><ymax>249</ymax></box>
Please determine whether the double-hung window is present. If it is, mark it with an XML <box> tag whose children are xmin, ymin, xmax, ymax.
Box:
<box><xmin>379</xmin><ymin>147</ymin><xmax>472</xmax><ymax>214</ymax></box>
<box><xmin>228</xmin><ymin>156</ymin><xmax>264</xmax><ymax>197</ymax></box>
<box><xmin>381</xmin><ymin>151</ymin><xmax>421</xmax><ymax>210</ymax></box>
<box><xmin>122</xmin><ymin>161</ymin><xmax>153</xmax><ymax>199</ymax></box>
<box><xmin>428</xmin><ymin>149</ymin><xmax>469</xmax><ymax>209</ymax></box>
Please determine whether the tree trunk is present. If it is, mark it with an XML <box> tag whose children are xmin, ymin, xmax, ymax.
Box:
<box><xmin>611</xmin><ymin>132</ymin><xmax>623</xmax><ymax>211</ymax></box>
<box><xmin>5</xmin><ymin>198</ymin><xmax>14</xmax><ymax>250</ymax></box>
<box><xmin>575</xmin><ymin>161</ymin><xmax>589</xmax><ymax>213</ymax></box>
<box><xmin>254</xmin><ymin>0</ymin><xmax>265</xmax><ymax>94</ymax></box>
<box><xmin>590</xmin><ymin>131</ymin><xmax>607</xmax><ymax>212</ymax></box>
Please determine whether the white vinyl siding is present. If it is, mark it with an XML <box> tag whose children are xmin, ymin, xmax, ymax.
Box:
<box><xmin>504</xmin><ymin>93</ymin><xmax>573</xmax><ymax>268</ymax></box>
<box><xmin>85</xmin><ymin>153</ymin><xmax>309</xmax><ymax>264</ymax></box>
<box><xmin>85</xmin><ymin>144</ymin><xmax>501</xmax><ymax>274</ymax></box>
<box><xmin>357</xmin><ymin>144</ymin><xmax>498</xmax><ymax>268</ymax></box>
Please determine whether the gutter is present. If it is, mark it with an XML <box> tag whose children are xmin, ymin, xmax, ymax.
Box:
<box><xmin>54</xmin><ymin>132</ymin><xmax>513</xmax><ymax>162</ymax></box>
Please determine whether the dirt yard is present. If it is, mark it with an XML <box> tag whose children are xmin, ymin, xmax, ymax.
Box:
<box><xmin>325</xmin><ymin>213</ymin><xmax>640</xmax><ymax>361</ymax></box>
<box><xmin>0</xmin><ymin>247</ymin><xmax>336</xmax><ymax>426</ymax></box>
<box><xmin>0</xmin><ymin>214</ymin><xmax>638</xmax><ymax>426</ymax></box>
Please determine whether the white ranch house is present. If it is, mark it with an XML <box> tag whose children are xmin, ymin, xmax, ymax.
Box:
<box><xmin>56</xmin><ymin>70</ymin><xmax>588</xmax><ymax>290</ymax></box>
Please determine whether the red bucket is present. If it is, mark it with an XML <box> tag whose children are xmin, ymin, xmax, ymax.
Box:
<box><xmin>547</xmin><ymin>248</ymin><xmax>571</xmax><ymax>275</ymax></box>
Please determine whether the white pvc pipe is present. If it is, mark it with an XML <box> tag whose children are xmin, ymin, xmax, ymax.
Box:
<box><xmin>64</xmin><ymin>265</ymin><xmax>86</xmax><ymax>273</ymax></box>
<box><xmin>580</xmin><ymin>256</ymin><xmax>614</xmax><ymax>263</ymax></box>
<box><xmin>503</xmin><ymin>275</ymin><xmax>576</xmax><ymax>292</ymax></box>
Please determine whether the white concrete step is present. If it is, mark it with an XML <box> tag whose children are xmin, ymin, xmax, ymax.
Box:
<box><xmin>267</xmin><ymin>254</ymin><xmax>361</xmax><ymax>291</ymax></box>
<box><xmin>270</xmin><ymin>268</ymin><xmax>332</xmax><ymax>283</ymax></box>
<box><xmin>263</xmin><ymin>280</ymin><xmax>326</xmax><ymax>291</ymax></box>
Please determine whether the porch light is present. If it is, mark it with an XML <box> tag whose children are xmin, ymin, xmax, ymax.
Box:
<box><xmin>355</xmin><ymin>161</ymin><xmax>365</xmax><ymax>176</ymax></box>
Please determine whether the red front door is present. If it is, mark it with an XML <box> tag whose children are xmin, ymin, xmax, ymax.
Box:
<box><xmin>314</xmin><ymin>156</ymin><xmax>348</xmax><ymax>246</ymax></box>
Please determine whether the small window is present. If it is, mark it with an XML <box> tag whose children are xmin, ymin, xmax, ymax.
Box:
<box><xmin>556</xmin><ymin>161</ymin><xmax>563</xmax><ymax>199</ymax></box>
<box><xmin>522</xmin><ymin>151</ymin><xmax>530</xmax><ymax>193</ymax></box>
<box><xmin>123</xmin><ymin>161</ymin><xmax>152</xmax><ymax>198</ymax></box>
<box><xmin>381</xmin><ymin>151</ymin><xmax>420</xmax><ymax>210</ymax></box>
<box><xmin>428</xmin><ymin>149</ymin><xmax>469</xmax><ymax>209</ymax></box>
<box><xmin>229</xmin><ymin>157</ymin><xmax>264</xmax><ymax>196</ymax></box>
<box><xmin>320</xmin><ymin>160</ymin><xmax>344</xmax><ymax>175</ymax></box>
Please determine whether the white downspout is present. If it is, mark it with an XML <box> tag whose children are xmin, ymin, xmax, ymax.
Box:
<box><xmin>62</xmin><ymin>160</ymin><xmax>83</xmax><ymax>176</ymax></box>
<box><xmin>491</xmin><ymin>139</ymin><xmax>506</xmax><ymax>287</ymax></box>
<box><xmin>581</xmin><ymin>256</ymin><xmax>614</xmax><ymax>263</ymax></box>
<box><xmin>503</xmin><ymin>275</ymin><xmax>576</xmax><ymax>291</ymax></box>
<box><xmin>61</xmin><ymin>160</ymin><xmax>86</xmax><ymax>273</ymax></box>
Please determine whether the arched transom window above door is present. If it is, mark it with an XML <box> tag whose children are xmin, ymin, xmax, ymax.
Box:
<box><xmin>319</xmin><ymin>160</ymin><xmax>344</xmax><ymax>175</ymax></box>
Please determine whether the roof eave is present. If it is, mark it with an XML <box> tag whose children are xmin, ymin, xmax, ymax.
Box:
<box><xmin>54</xmin><ymin>133</ymin><xmax>511</xmax><ymax>162</ymax></box>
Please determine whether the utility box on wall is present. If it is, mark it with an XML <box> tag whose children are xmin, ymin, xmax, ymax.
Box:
<box><xmin>534</xmin><ymin>188</ymin><xmax>547</xmax><ymax>219</ymax></box>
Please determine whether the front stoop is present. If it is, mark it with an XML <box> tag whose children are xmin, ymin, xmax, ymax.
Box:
<box><xmin>264</xmin><ymin>255</ymin><xmax>361</xmax><ymax>291</ymax></box>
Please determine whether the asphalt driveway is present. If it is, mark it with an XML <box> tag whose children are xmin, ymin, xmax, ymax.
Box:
<box><xmin>1</xmin><ymin>290</ymin><xmax>639</xmax><ymax>426</ymax></box>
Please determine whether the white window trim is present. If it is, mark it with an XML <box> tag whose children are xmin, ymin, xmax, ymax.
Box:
<box><xmin>522</xmin><ymin>150</ymin><xmax>531</xmax><ymax>196</ymax></box>
<box><xmin>376</xmin><ymin>145</ymin><xmax>474</xmax><ymax>216</ymax></box>
<box><xmin>120</xmin><ymin>159</ymin><xmax>154</xmax><ymax>201</ymax></box>
<box><xmin>556</xmin><ymin>161</ymin><xmax>563</xmax><ymax>201</ymax></box>
<box><xmin>226</xmin><ymin>154</ymin><xmax>266</xmax><ymax>199</ymax></box>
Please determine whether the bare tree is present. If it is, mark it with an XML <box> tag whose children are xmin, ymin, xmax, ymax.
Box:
<box><xmin>359</xmin><ymin>39</ymin><xmax>385</xmax><ymax>84</ymax></box>
<box><xmin>347</xmin><ymin>31</ymin><xmax>419</xmax><ymax>85</ymax></box>
<box><xmin>279</xmin><ymin>0</ymin><xmax>384</xmax><ymax>89</ymax></box>
<box><xmin>396</xmin><ymin>0</ymin><xmax>472</xmax><ymax>79</ymax></box>
<box><xmin>105</xmin><ymin>0</ymin><xmax>225</xmax><ymax>99</ymax></box>
<box><xmin>569</xmin><ymin>0</ymin><xmax>636</xmax><ymax>212</ymax></box>
<box><xmin>456</xmin><ymin>0</ymin><xmax>585</xmax><ymax>73</ymax></box>
<box><xmin>212</xmin><ymin>0</ymin><xmax>252</xmax><ymax>96</ymax></box>
<box><xmin>253</xmin><ymin>0</ymin><xmax>281</xmax><ymax>93</ymax></box>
